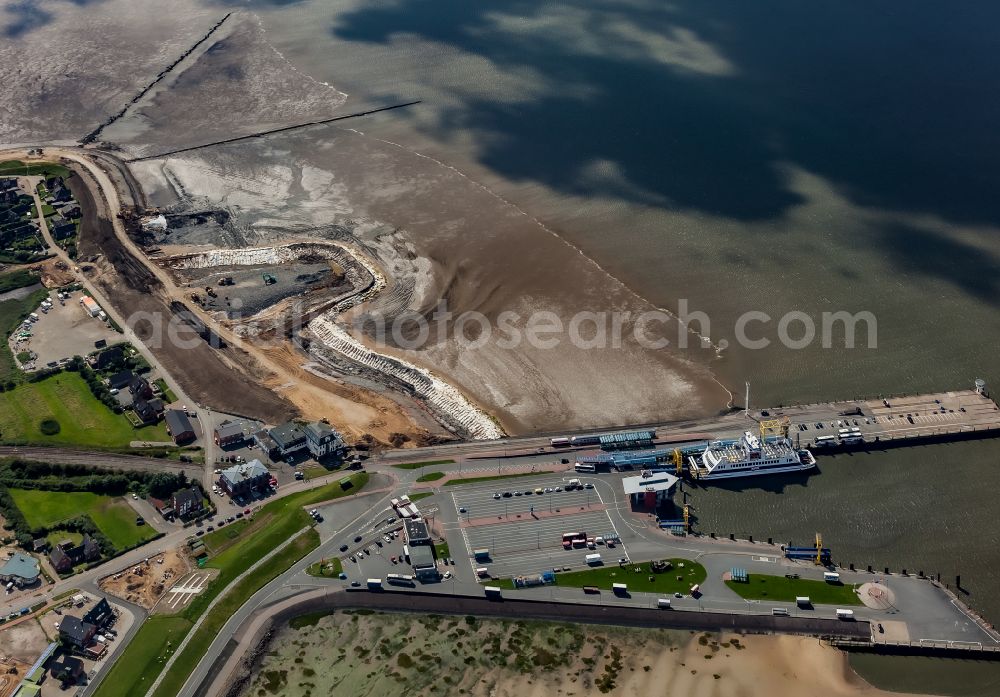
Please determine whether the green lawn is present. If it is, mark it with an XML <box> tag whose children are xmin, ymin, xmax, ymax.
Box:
<box><xmin>391</xmin><ymin>459</ymin><xmax>455</xmax><ymax>470</ymax></box>
<box><xmin>416</xmin><ymin>471</ymin><xmax>445</xmax><ymax>482</ymax></box>
<box><xmin>306</xmin><ymin>556</ymin><xmax>343</xmax><ymax>578</ymax></box>
<box><xmin>94</xmin><ymin>473</ymin><xmax>370</xmax><ymax>697</ymax></box>
<box><xmin>408</xmin><ymin>491</ymin><xmax>434</xmax><ymax>502</ymax></box>
<box><xmin>8</xmin><ymin>488</ymin><xmax>156</xmax><ymax>550</ymax></box>
<box><xmin>433</xmin><ymin>541</ymin><xmax>450</xmax><ymax>559</ymax></box>
<box><xmin>0</xmin><ymin>269</ymin><xmax>40</xmax><ymax>293</ymax></box>
<box><xmin>499</xmin><ymin>558</ymin><xmax>706</xmax><ymax>595</ymax></box>
<box><xmin>151</xmin><ymin>529</ymin><xmax>320</xmax><ymax>697</ymax></box>
<box><xmin>94</xmin><ymin>615</ymin><xmax>192</xmax><ymax>697</ymax></box>
<box><xmin>724</xmin><ymin>574</ymin><xmax>862</xmax><ymax>605</ymax></box>
<box><xmin>0</xmin><ymin>288</ymin><xmax>47</xmax><ymax>383</ymax></box>
<box><xmin>46</xmin><ymin>530</ymin><xmax>83</xmax><ymax>548</ymax></box>
<box><xmin>0</xmin><ymin>372</ymin><xmax>170</xmax><ymax>446</ymax></box>
<box><xmin>153</xmin><ymin>378</ymin><xmax>177</xmax><ymax>403</ymax></box>
<box><xmin>443</xmin><ymin>471</ymin><xmax>549</xmax><ymax>487</ymax></box>
<box><xmin>0</xmin><ymin>160</ymin><xmax>71</xmax><ymax>178</ymax></box>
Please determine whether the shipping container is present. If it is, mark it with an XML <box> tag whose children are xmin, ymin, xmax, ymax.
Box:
<box><xmin>657</xmin><ymin>598</ymin><xmax>672</xmax><ymax>609</ymax></box>
<box><xmin>484</xmin><ymin>586</ymin><xmax>502</xmax><ymax>598</ymax></box>
<box><xmin>771</xmin><ymin>607</ymin><xmax>789</xmax><ymax>616</ymax></box>
<box><xmin>836</xmin><ymin>609</ymin><xmax>855</xmax><ymax>620</ymax></box>
<box><xmin>795</xmin><ymin>596</ymin><xmax>811</xmax><ymax>607</ymax></box>
<box><xmin>612</xmin><ymin>583</ymin><xmax>628</xmax><ymax>595</ymax></box>
<box><xmin>366</xmin><ymin>578</ymin><xmax>383</xmax><ymax>590</ymax></box>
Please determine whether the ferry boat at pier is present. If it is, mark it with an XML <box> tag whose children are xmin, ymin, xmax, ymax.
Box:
<box><xmin>687</xmin><ymin>431</ymin><xmax>816</xmax><ymax>480</ymax></box>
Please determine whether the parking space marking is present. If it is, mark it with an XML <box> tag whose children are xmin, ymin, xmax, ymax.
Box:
<box><xmin>165</xmin><ymin>572</ymin><xmax>210</xmax><ymax>609</ymax></box>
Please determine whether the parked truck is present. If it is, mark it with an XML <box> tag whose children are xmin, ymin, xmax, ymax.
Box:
<box><xmin>366</xmin><ymin>578</ymin><xmax>383</xmax><ymax>590</ymax></box>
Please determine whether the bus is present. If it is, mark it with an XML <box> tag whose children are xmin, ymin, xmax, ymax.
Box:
<box><xmin>562</xmin><ymin>532</ymin><xmax>586</xmax><ymax>549</ymax></box>
<box><xmin>838</xmin><ymin>428</ymin><xmax>850</xmax><ymax>436</ymax></box>
<box><xmin>387</xmin><ymin>573</ymin><xmax>415</xmax><ymax>586</ymax></box>
<box><xmin>574</xmin><ymin>463</ymin><xmax>596</xmax><ymax>473</ymax></box>
<box><xmin>550</xmin><ymin>437</ymin><xmax>571</xmax><ymax>447</ymax></box>
<box><xmin>570</xmin><ymin>435</ymin><xmax>601</xmax><ymax>446</ymax></box>
<box><xmin>814</xmin><ymin>435</ymin><xmax>836</xmax><ymax>446</ymax></box>
<box><xmin>839</xmin><ymin>432</ymin><xmax>863</xmax><ymax>441</ymax></box>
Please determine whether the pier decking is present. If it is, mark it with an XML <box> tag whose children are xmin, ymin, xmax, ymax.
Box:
<box><xmin>797</xmin><ymin>389</ymin><xmax>1000</xmax><ymax>449</ymax></box>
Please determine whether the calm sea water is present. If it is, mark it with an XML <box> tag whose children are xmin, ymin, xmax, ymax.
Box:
<box><xmin>250</xmin><ymin>1</ymin><xmax>1000</xmax><ymax>634</ymax></box>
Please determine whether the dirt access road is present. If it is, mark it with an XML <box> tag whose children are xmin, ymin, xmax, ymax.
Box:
<box><xmin>8</xmin><ymin>147</ymin><xmax>445</xmax><ymax>445</ymax></box>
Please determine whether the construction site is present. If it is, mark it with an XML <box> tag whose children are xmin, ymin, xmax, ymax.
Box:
<box><xmin>98</xmin><ymin>549</ymin><xmax>190</xmax><ymax>610</ymax></box>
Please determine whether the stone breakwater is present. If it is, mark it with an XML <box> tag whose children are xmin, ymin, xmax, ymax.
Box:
<box><xmin>160</xmin><ymin>243</ymin><xmax>504</xmax><ymax>440</ymax></box>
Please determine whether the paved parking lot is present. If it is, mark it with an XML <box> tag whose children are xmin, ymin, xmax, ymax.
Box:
<box><xmin>448</xmin><ymin>475</ymin><xmax>628</xmax><ymax>579</ymax></box>
<box><xmin>12</xmin><ymin>290</ymin><xmax>120</xmax><ymax>369</ymax></box>
<box><xmin>450</xmin><ymin>474</ymin><xmax>603</xmax><ymax>519</ymax></box>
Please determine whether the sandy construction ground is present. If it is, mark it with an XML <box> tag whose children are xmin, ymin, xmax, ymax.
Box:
<box><xmin>99</xmin><ymin>549</ymin><xmax>190</xmax><ymax>610</ymax></box>
<box><xmin>242</xmin><ymin>611</ymin><xmax>931</xmax><ymax>697</ymax></box>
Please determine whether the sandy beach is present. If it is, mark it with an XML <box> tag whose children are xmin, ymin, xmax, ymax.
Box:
<box><xmin>241</xmin><ymin>611</ymin><xmax>931</xmax><ymax>697</ymax></box>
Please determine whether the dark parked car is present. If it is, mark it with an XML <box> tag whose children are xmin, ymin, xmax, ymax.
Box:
<box><xmin>340</xmin><ymin>544</ymin><xmax>349</xmax><ymax>552</ymax></box>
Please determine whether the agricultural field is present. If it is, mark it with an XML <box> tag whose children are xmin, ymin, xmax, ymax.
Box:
<box><xmin>0</xmin><ymin>371</ymin><xmax>170</xmax><ymax>446</ymax></box>
<box><xmin>8</xmin><ymin>488</ymin><xmax>157</xmax><ymax>550</ymax></box>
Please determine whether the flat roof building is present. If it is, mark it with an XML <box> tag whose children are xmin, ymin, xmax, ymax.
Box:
<box><xmin>403</xmin><ymin>518</ymin><xmax>431</xmax><ymax>546</ymax></box>
<box><xmin>0</xmin><ymin>551</ymin><xmax>40</xmax><ymax>587</ymax></box>
<box><xmin>408</xmin><ymin>544</ymin><xmax>437</xmax><ymax>579</ymax></box>
<box><xmin>621</xmin><ymin>470</ymin><xmax>679</xmax><ymax>512</ymax></box>
<box><xmin>268</xmin><ymin>422</ymin><xmax>307</xmax><ymax>457</ymax></box>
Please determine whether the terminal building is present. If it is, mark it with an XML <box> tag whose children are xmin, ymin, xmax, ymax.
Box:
<box><xmin>621</xmin><ymin>470</ymin><xmax>679</xmax><ymax>512</ymax></box>
<box><xmin>403</xmin><ymin>518</ymin><xmax>438</xmax><ymax>580</ymax></box>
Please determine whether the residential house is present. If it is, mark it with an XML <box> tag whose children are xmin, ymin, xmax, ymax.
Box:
<box><xmin>108</xmin><ymin>369</ymin><xmax>134</xmax><ymax>390</ymax></box>
<box><xmin>303</xmin><ymin>421</ymin><xmax>343</xmax><ymax>459</ymax></box>
<box><xmin>133</xmin><ymin>397</ymin><xmax>164</xmax><ymax>424</ymax></box>
<box><xmin>213</xmin><ymin>421</ymin><xmax>246</xmax><ymax>448</ymax></box>
<box><xmin>81</xmin><ymin>596</ymin><xmax>113</xmax><ymax>628</ymax></box>
<box><xmin>164</xmin><ymin>409</ymin><xmax>195</xmax><ymax>444</ymax></box>
<box><xmin>218</xmin><ymin>459</ymin><xmax>270</xmax><ymax>499</ymax></box>
<box><xmin>0</xmin><ymin>551</ymin><xmax>40</xmax><ymax>588</ymax></box>
<box><xmin>128</xmin><ymin>375</ymin><xmax>152</xmax><ymax>400</ymax></box>
<box><xmin>51</xmin><ymin>219</ymin><xmax>76</xmax><ymax>240</ymax></box>
<box><xmin>171</xmin><ymin>487</ymin><xmax>203</xmax><ymax>519</ymax></box>
<box><xmin>49</xmin><ymin>653</ymin><xmax>85</xmax><ymax>684</ymax></box>
<box><xmin>94</xmin><ymin>345</ymin><xmax>124</xmax><ymax>371</ymax></box>
<box><xmin>267</xmin><ymin>422</ymin><xmax>307</xmax><ymax>458</ymax></box>
<box><xmin>58</xmin><ymin>616</ymin><xmax>96</xmax><ymax>649</ymax></box>
<box><xmin>48</xmin><ymin>536</ymin><xmax>100</xmax><ymax>574</ymax></box>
